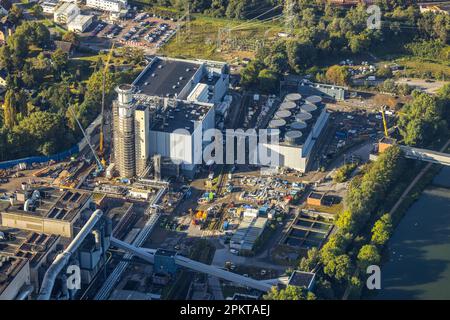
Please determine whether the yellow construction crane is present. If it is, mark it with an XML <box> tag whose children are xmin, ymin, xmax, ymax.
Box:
<box><xmin>99</xmin><ymin>42</ymin><xmax>115</xmax><ymax>168</ymax></box>
<box><xmin>381</xmin><ymin>106</ymin><xmax>389</xmax><ymax>138</ymax></box>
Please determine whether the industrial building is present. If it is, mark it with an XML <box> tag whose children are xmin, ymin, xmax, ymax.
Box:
<box><xmin>112</xmin><ymin>56</ymin><xmax>230</xmax><ymax>178</ymax></box>
<box><xmin>230</xmin><ymin>216</ymin><xmax>268</xmax><ymax>254</ymax></box>
<box><xmin>67</xmin><ymin>14</ymin><xmax>93</xmax><ymax>33</ymax></box>
<box><xmin>41</xmin><ymin>0</ymin><xmax>59</xmax><ymax>14</ymax></box>
<box><xmin>52</xmin><ymin>2</ymin><xmax>93</xmax><ymax>33</ymax></box>
<box><xmin>263</xmin><ymin>93</ymin><xmax>330</xmax><ymax>172</ymax></box>
<box><xmin>85</xmin><ymin>0</ymin><xmax>127</xmax><ymax>13</ymax></box>
<box><xmin>53</xmin><ymin>2</ymin><xmax>80</xmax><ymax>24</ymax></box>
<box><xmin>0</xmin><ymin>186</ymin><xmax>111</xmax><ymax>300</ymax></box>
<box><xmin>1</xmin><ymin>187</ymin><xmax>93</xmax><ymax>238</ymax></box>
<box><xmin>148</xmin><ymin>101</ymin><xmax>215</xmax><ymax>176</ymax></box>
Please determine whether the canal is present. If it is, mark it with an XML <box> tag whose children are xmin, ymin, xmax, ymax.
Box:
<box><xmin>375</xmin><ymin>167</ymin><xmax>450</xmax><ymax>299</ymax></box>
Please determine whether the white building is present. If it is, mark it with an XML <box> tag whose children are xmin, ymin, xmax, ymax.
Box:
<box><xmin>40</xmin><ymin>0</ymin><xmax>59</xmax><ymax>14</ymax></box>
<box><xmin>230</xmin><ymin>217</ymin><xmax>268</xmax><ymax>253</ymax></box>
<box><xmin>85</xmin><ymin>0</ymin><xmax>126</xmax><ymax>12</ymax></box>
<box><xmin>53</xmin><ymin>2</ymin><xmax>79</xmax><ymax>24</ymax></box>
<box><xmin>148</xmin><ymin>101</ymin><xmax>215</xmax><ymax>176</ymax></box>
<box><xmin>67</xmin><ymin>14</ymin><xmax>93</xmax><ymax>32</ymax></box>
<box><xmin>263</xmin><ymin>95</ymin><xmax>329</xmax><ymax>173</ymax></box>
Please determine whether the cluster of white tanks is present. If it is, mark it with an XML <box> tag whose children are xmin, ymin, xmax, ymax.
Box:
<box><xmin>269</xmin><ymin>93</ymin><xmax>323</xmax><ymax>146</ymax></box>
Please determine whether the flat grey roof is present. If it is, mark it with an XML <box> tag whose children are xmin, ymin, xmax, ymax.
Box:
<box><xmin>150</xmin><ymin>101</ymin><xmax>212</xmax><ymax>134</ymax></box>
<box><xmin>135</xmin><ymin>58</ymin><xmax>200</xmax><ymax>98</ymax></box>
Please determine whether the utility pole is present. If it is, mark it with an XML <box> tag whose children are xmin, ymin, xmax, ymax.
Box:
<box><xmin>285</xmin><ymin>0</ymin><xmax>295</xmax><ymax>37</ymax></box>
<box><xmin>177</xmin><ymin>1</ymin><xmax>191</xmax><ymax>43</ymax></box>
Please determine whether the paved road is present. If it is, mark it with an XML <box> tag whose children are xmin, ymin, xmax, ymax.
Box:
<box><xmin>396</xmin><ymin>78</ymin><xmax>448</xmax><ymax>95</ymax></box>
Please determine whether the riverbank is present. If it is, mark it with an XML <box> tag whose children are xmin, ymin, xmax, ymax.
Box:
<box><xmin>374</xmin><ymin>167</ymin><xmax>450</xmax><ymax>299</ymax></box>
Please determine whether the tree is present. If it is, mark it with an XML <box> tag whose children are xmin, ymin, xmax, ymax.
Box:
<box><xmin>323</xmin><ymin>254</ymin><xmax>351</xmax><ymax>281</ymax></box>
<box><xmin>357</xmin><ymin>244</ymin><xmax>381</xmax><ymax>271</ymax></box>
<box><xmin>240</xmin><ymin>60</ymin><xmax>263</xmax><ymax>88</ymax></box>
<box><xmin>376</xmin><ymin>66</ymin><xmax>393</xmax><ymax>79</ymax></box>
<box><xmin>51</xmin><ymin>48</ymin><xmax>69</xmax><ymax>79</ymax></box>
<box><xmin>12</xmin><ymin>111</ymin><xmax>69</xmax><ymax>156</ymax></box>
<box><xmin>63</xmin><ymin>31</ymin><xmax>80</xmax><ymax>48</ymax></box>
<box><xmin>2</xmin><ymin>89</ymin><xmax>27</xmax><ymax>128</ymax></box>
<box><xmin>30</xmin><ymin>4</ymin><xmax>44</xmax><ymax>18</ymax></box>
<box><xmin>371</xmin><ymin>214</ymin><xmax>393</xmax><ymax>246</ymax></box>
<box><xmin>258</xmin><ymin>69</ymin><xmax>279</xmax><ymax>94</ymax></box>
<box><xmin>299</xmin><ymin>247</ymin><xmax>320</xmax><ymax>272</ymax></box>
<box><xmin>264</xmin><ymin>285</ymin><xmax>316</xmax><ymax>300</ymax></box>
<box><xmin>7</xmin><ymin>5</ymin><xmax>23</xmax><ymax>25</ymax></box>
<box><xmin>325</xmin><ymin>65</ymin><xmax>351</xmax><ymax>86</ymax></box>
<box><xmin>399</xmin><ymin>91</ymin><xmax>447</xmax><ymax>147</ymax></box>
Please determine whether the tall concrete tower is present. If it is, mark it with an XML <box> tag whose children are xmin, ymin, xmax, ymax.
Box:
<box><xmin>135</xmin><ymin>105</ymin><xmax>150</xmax><ymax>177</ymax></box>
<box><xmin>113</xmin><ymin>84</ymin><xmax>136</xmax><ymax>178</ymax></box>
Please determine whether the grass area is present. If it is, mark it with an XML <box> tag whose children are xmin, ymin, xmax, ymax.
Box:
<box><xmin>271</xmin><ymin>244</ymin><xmax>304</xmax><ymax>266</ymax></box>
<box><xmin>39</xmin><ymin>19</ymin><xmax>67</xmax><ymax>35</ymax></box>
<box><xmin>306</xmin><ymin>203</ymin><xmax>344</xmax><ymax>215</ymax></box>
<box><xmin>396</xmin><ymin>57</ymin><xmax>450</xmax><ymax>80</ymax></box>
<box><xmin>160</xmin><ymin>14</ymin><xmax>283</xmax><ymax>63</ymax></box>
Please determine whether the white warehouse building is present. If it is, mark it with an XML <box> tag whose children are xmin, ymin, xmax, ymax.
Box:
<box><xmin>85</xmin><ymin>0</ymin><xmax>127</xmax><ymax>12</ymax></box>
<box><xmin>53</xmin><ymin>2</ymin><xmax>79</xmax><ymax>24</ymax></box>
<box><xmin>263</xmin><ymin>94</ymin><xmax>329</xmax><ymax>172</ymax></box>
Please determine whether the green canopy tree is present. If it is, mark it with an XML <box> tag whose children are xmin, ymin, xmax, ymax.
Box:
<box><xmin>371</xmin><ymin>214</ymin><xmax>393</xmax><ymax>247</ymax></box>
<box><xmin>325</xmin><ymin>65</ymin><xmax>351</xmax><ymax>86</ymax></box>
<box><xmin>264</xmin><ymin>285</ymin><xmax>316</xmax><ymax>300</ymax></box>
<box><xmin>357</xmin><ymin>244</ymin><xmax>381</xmax><ymax>271</ymax></box>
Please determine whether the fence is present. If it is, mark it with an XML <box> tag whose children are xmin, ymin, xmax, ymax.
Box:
<box><xmin>0</xmin><ymin>146</ymin><xmax>80</xmax><ymax>170</ymax></box>
<box><xmin>0</xmin><ymin>113</ymin><xmax>103</xmax><ymax>170</ymax></box>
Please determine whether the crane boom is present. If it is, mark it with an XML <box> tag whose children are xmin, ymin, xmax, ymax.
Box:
<box><xmin>381</xmin><ymin>107</ymin><xmax>389</xmax><ymax>138</ymax></box>
<box><xmin>69</xmin><ymin>107</ymin><xmax>103</xmax><ymax>173</ymax></box>
<box><xmin>99</xmin><ymin>42</ymin><xmax>116</xmax><ymax>163</ymax></box>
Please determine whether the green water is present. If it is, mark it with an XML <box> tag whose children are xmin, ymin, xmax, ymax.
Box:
<box><xmin>376</xmin><ymin>168</ymin><xmax>450</xmax><ymax>300</ymax></box>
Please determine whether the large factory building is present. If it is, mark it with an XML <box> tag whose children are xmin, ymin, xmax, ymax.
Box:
<box><xmin>112</xmin><ymin>56</ymin><xmax>229</xmax><ymax>178</ymax></box>
<box><xmin>263</xmin><ymin>94</ymin><xmax>329</xmax><ymax>172</ymax></box>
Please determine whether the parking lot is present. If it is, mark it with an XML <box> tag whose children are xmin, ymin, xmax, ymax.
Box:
<box><xmin>83</xmin><ymin>13</ymin><xmax>178</xmax><ymax>54</ymax></box>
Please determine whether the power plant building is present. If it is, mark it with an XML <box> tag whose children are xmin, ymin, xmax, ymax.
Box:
<box><xmin>112</xmin><ymin>56</ymin><xmax>230</xmax><ymax>178</ymax></box>
<box><xmin>0</xmin><ymin>186</ymin><xmax>111</xmax><ymax>300</ymax></box>
<box><xmin>263</xmin><ymin>94</ymin><xmax>329</xmax><ymax>172</ymax></box>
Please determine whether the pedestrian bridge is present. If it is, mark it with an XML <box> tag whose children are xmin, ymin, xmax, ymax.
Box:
<box><xmin>400</xmin><ymin>146</ymin><xmax>450</xmax><ymax>166</ymax></box>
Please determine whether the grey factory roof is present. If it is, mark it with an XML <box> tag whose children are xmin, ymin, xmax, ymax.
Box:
<box><xmin>150</xmin><ymin>101</ymin><xmax>213</xmax><ymax>134</ymax></box>
<box><xmin>3</xmin><ymin>188</ymin><xmax>91</xmax><ymax>222</ymax></box>
<box><xmin>134</xmin><ymin>58</ymin><xmax>200</xmax><ymax>98</ymax></box>
<box><xmin>288</xmin><ymin>270</ymin><xmax>316</xmax><ymax>289</ymax></box>
<box><xmin>0</xmin><ymin>226</ymin><xmax>59</xmax><ymax>268</ymax></box>
<box><xmin>0</xmin><ymin>254</ymin><xmax>28</xmax><ymax>296</ymax></box>
<box><xmin>265</xmin><ymin>94</ymin><xmax>326</xmax><ymax>147</ymax></box>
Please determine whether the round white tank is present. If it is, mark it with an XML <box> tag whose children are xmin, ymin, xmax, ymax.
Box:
<box><xmin>301</xmin><ymin>103</ymin><xmax>318</xmax><ymax>113</ymax></box>
<box><xmin>305</xmin><ymin>95</ymin><xmax>322</xmax><ymax>104</ymax></box>
<box><xmin>285</xmin><ymin>130</ymin><xmax>303</xmax><ymax>145</ymax></box>
<box><xmin>275</xmin><ymin>110</ymin><xmax>292</xmax><ymax>119</ymax></box>
<box><xmin>269</xmin><ymin>119</ymin><xmax>286</xmax><ymax>128</ymax></box>
<box><xmin>295</xmin><ymin>112</ymin><xmax>313</xmax><ymax>122</ymax></box>
<box><xmin>285</xmin><ymin>93</ymin><xmax>302</xmax><ymax>102</ymax></box>
<box><xmin>279</xmin><ymin>101</ymin><xmax>297</xmax><ymax>110</ymax></box>
<box><xmin>290</xmin><ymin>121</ymin><xmax>307</xmax><ymax>130</ymax></box>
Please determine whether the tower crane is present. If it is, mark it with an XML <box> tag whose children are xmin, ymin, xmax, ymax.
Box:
<box><xmin>68</xmin><ymin>106</ymin><xmax>104</xmax><ymax>176</ymax></box>
<box><xmin>99</xmin><ymin>42</ymin><xmax>115</xmax><ymax>168</ymax></box>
